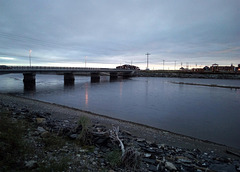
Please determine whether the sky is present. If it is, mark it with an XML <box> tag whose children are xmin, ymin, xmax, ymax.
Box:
<box><xmin>0</xmin><ymin>0</ymin><xmax>239</xmax><ymax>70</ymax></box>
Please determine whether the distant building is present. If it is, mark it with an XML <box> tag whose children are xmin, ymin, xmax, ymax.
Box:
<box><xmin>203</xmin><ymin>66</ymin><xmax>210</xmax><ymax>71</ymax></box>
<box><xmin>210</xmin><ymin>64</ymin><xmax>235</xmax><ymax>72</ymax></box>
<box><xmin>192</xmin><ymin>68</ymin><xmax>204</xmax><ymax>72</ymax></box>
<box><xmin>116</xmin><ymin>64</ymin><xmax>140</xmax><ymax>70</ymax></box>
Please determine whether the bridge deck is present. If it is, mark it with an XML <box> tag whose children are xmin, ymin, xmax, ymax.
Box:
<box><xmin>0</xmin><ymin>66</ymin><xmax>135</xmax><ymax>74</ymax></box>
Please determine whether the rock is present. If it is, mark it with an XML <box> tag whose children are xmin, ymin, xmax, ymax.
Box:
<box><xmin>136</xmin><ymin>138</ymin><xmax>145</xmax><ymax>142</ymax></box>
<box><xmin>122</xmin><ymin>130</ymin><xmax>132</xmax><ymax>136</ymax></box>
<box><xmin>165</xmin><ymin>161</ymin><xmax>177</xmax><ymax>171</ymax></box>
<box><xmin>144</xmin><ymin>153</ymin><xmax>152</xmax><ymax>158</ymax></box>
<box><xmin>209</xmin><ymin>163</ymin><xmax>236</xmax><ymax>172</ymax></box>
<box><xmin>36</xmin><ymin>118</ymin><xmax>46</xmax><ymax>124</ymax></box>
<box><xmin>37</xmin><ymin>126</ymin><xmax>46</xmax><ymax>133</ymax></box>
<box><xmin>143</xmin><ymin>158</ymin><xmax>156</xmax><ymax>165</ymax></box>
<box><xmin>142</xmin><ymin>147</ymin><xmax>156</xmax><ymax>153</ymax></box>
<box><xmin>41</xmin><ymin>131</ymin><xmax>51</xmax><ymax>138</ymax></box>
<box><xmin>148</xmin><ymin>164</ymin><xmax>158</xmax><ymax>172</ymax></box>
<box><xmin>21</xmin><ymin>108</ymin><xmax>29</xmax><ymax>113</ymax></box>
<box><xmin>69</xmin><ymin>134</ymin><xmax>78</xmax><ymax>139</ymax></box>
<box><xmin>95</xmin><ymin>137</ymin><xmax>109</xmax><ymax>145</ymax></box>
<box><xmin>25</xmin><ymin>160</ymin><xmax>38</xmax><ymax>169</ymax></box>
<box><xmin>108</xmin><ymin>170</ymin><xmax>115</xmax><ymax>172</ymax></box>
<box><xmin>176</xmin><ymin>156</ymin><xmax>192</xmax><ymax>164</ymax></box>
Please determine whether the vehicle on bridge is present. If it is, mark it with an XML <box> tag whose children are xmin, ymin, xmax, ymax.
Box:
<box><xmin>116</xmin><ymin>64</ymin><xmax>140</xmax><ymax>70</ymax></box>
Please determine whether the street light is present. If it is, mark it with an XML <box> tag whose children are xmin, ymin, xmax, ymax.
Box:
<box><xmin>145</xmin><ymin>53</ymin><xmax>150</xmax><ymax>70</ymax></box>
<box><xmin>29</xmin><ymin>49</ymin><xmax>32</xmax><ymax>67</ymax></box>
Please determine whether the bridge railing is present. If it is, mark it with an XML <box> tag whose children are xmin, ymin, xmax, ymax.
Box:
<box><xmin>0</xmin><ymin>66</ymin><xmax>135</xmax><ymax>73</ymax></box>
<box><xmin>6</xmin><ymin>66</ymin><xmax>115</xmax><ymax>70</ymax></box>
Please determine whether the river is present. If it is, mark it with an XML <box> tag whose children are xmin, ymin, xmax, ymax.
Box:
<box><xmin>1</xmin><ymin>73</ymin><xmax>240</xmax><ymax>149</ymax></box>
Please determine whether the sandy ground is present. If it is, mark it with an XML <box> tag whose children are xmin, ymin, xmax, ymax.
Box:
<box><xmin>0</xmin><ymin>93</ymin><xmax>239</xmax><ymax>159</ymax></box>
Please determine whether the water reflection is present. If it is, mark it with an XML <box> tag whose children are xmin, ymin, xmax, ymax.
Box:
<box><xmin>24</xmin><ymin>83</ymin><xmax>36</xmax><ymax>94</ymax></box>
<box><xmin>64</xmin><ymin>82</ymin><xmax>74</xmax><ymax>90</ymax></box>
<box><xmin>119</xmin><ymin>80</ymin><xmax>123</xmax><ymax>98</ymax></box>
<box><xmin>85</xmin><ymin>83</ymin><xmax>89</xmax><ymax>107</ymax></box>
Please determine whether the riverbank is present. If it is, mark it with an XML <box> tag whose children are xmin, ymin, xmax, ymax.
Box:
<box><xmin>138</xmin><ymin>70</ymin><xmax>240</xmax><ymax>79</ymax></box>
<box><xmin>1</xmin><ymin>93</ymin><xmax>240</xmax><ymax>171</ymax></box>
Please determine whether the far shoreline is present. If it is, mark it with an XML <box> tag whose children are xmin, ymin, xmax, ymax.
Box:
<box><xmin>137</xmin><ymin>70</ymin><xmax>240</xmax><ymax>80</ymax></box>
<box><xmin>1</xmin><ymin>93</ymin><xmax>240</xmax><ymax>159</ymax></box>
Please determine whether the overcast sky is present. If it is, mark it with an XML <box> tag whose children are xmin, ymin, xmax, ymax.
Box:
<box><xmin>0</xmin><ymin>0</ymin><xmax>239</xmax><ymax>69</ymax></box>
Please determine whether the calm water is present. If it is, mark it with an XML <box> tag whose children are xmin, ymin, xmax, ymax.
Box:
<box><xmin>1</xmin><ymin>73</ymin><xmax>240</xmax><ymax>149</ymax></box>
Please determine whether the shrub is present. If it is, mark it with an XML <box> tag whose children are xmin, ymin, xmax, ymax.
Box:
<box><xmin>106</xmin><ymin>149</ymin><xmax>122</xmax><ymax>168</ymax></box>
<box><xmin>77</xmin><ymin>116</ymin><xmax>92</xmax><ymax>145</ymax></box>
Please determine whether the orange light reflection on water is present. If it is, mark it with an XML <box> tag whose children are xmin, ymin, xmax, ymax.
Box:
<box><xmin>85</xmin><ymin>83</ymin><xmax>88</xmax><ymax>106</ymax></box>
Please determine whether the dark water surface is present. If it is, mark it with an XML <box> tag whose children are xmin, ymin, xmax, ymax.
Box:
<box><xmin>1</xmin><ymin>73</ymin><xmax>240</xmax><ymax>149</ymax></box>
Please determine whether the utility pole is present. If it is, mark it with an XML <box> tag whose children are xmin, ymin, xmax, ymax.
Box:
<box><xmin>163</xmin><ymin>60</ymin><xmax>165</xmax><ymax>70</ymax></box>
<box><xmin>29</xmin><ymin>49</ymin><xmax>32</xmax><ymax>67</ymax></box>
<box><xmin>145</xmin><ymin>53</ymin><xmax>150</xmax><ymax>70</ymax></box>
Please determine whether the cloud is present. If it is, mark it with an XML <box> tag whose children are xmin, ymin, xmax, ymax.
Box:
<box><xmin>0</xmin><ymin>0</ymin><xmax>240</xmax><ymax>69</ymax></box>
<box><xmin>0</xmin><ymin>57</ymin><xmax>15</xmax><ymax>60</ymax></box>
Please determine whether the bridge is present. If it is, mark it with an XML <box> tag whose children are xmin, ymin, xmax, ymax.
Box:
<box><xmin>0</xmin><ymin>66</ymin><xmax>137</xmax><ymax>85</ymax></box>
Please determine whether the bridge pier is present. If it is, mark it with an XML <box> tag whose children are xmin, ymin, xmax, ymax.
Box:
<box><xmin>122</xmin><ymin>72</ymin><xmax>132</xmax><ymax>79</ymax></box>
<box><xmin>91</xmin><ymin>72</ymin><xmax>100</xmax><ymax>83</ymax></box>
<box><xmin>110</xmin><ymin>72</ymin><xmax>118</xmax><ymax>81</ymax></box>
<box><xmin>23</xmin><ymin>73</ymin><xmax>36</xmax><ymax>91</ymax></box>
<box><xmin>23</xmin><ymin>73</ymin><xmax>36</xmax><ymax>84</ymax></box>
<box><xmin>64</xmin><ymin>73</ymin><xmax>75</xmax><ymax>85</ymax></box>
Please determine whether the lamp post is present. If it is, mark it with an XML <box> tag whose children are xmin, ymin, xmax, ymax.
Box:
<box><xmin>163</xmin><ymin>60</ymin><xmax>165</xmax><ymax>70</ymax></box>
<box><xmin>29</xmin><ymin>49</ymin><xmax>32</xmax><ymax>67</ymax></box>
<box><xmin>145</xmin><ymin>53</ymin><xmax>150</xmax><ymax>70</ymax></box>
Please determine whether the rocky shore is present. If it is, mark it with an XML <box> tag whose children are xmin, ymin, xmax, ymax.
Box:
<box><xmin>1</xmin><ymin>94</ymin><xmax>240</xmax><ymax>171</ymax></box>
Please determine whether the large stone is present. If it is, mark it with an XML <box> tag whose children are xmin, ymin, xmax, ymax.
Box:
<box><xmin>25</xmin><ymin>160</ymin><xmax>38</xmax><ymax>169</ymax></box>
<box><xmin>176</xmin><ymin>156</ymin><xmax>192</xmax><ymax>164</ymax></box>
<box><xmin>41</xmin><ymin>131</ymin><xmax>51</xmax><ymax>138</ymax></box>
<box><xmin>36</xmin><ymin>118</ymin><xmax>46</xmax><ymax>124</ymax></box>
<box><xmin>37</xmin><ymin>126</ymin><xmax>46</xmax><ymax>133</ymax></box>
<box><xmin>165</xmin><ymin>161</ymin><xmax>177</xmax><ymax>171</ymax></box>
<box><xmin>69</xmin><ymin>134</ymin><xmax>78</xmax><ymax>139</ymax></box>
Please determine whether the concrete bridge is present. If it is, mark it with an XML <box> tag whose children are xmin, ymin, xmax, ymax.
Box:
<box><xmin>0</xmin><ymin>66</ymin><xmax>137</xmax><ymax>85</ymax></box>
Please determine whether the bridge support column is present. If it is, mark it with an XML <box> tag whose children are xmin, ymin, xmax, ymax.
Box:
<box><xmin>23</xmin><ymin>73</ymin><xmax>36</xmax><ymax>84</ymax></box>
<box><xmin>123</xmin><ymin>72</ymin><xmax>132</xmax><ymax>79</ymax></box>
<box><xmin>91</xmin><ymin>72</ymin><xmax>100</xmax><ymax>83</ymax></box>
<box><xmin>64</xmin><ymin>73</ymin><xmax>75</xmax><ymax>85</ymax></box>
<box><xmin>110</xmin><ymin>72</ymin><xmax>118</xmax><ymax>81</ymax></box>
<box><xmin>23</xmin><ymin>73</ymin><xmax>36</xmax><ymax>91</ymax></box>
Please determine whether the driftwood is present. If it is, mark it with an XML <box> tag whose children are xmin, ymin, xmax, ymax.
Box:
<box><xmin>226</xmin><ymin>150</ymin><xmax>240</xmax><ymax>158</ymax></box>
<box><xmin>109</xmin><ymin>126</ymin><xmax>141</xmax><ymax>169</ymax></box>
<box><xmin>109</xmin><ymin>126</ymin><xmax>125</xmax><ymax>156</ymax></box>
